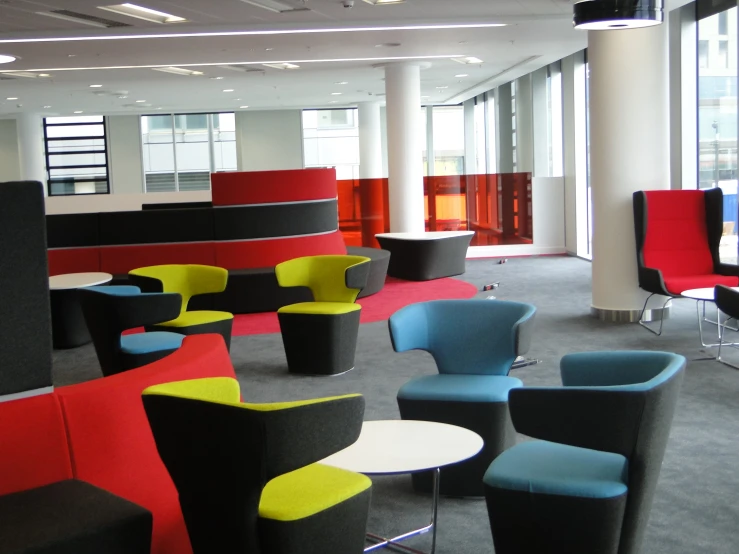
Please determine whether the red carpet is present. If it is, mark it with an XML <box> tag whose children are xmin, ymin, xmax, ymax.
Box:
<box><xmin>231</xmin><ymin>276</ymin><xmax>477</xmax><ymax>336</ymax></box>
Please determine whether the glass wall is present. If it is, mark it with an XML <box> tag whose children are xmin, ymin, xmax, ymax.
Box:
<box><xmin>44</xmin><ymin>115</ymin><xmax>109</xmax><ymax>196</ymax></box>
<box><xmin>141</xmin><ymin>112</ymin><xmax>236</xmax><ymax>192</ymax></box>
<box><xmin>302</xmin><ymin>109</ymin><xmax>360</xmax><ymax>180</ymax></box>
<box><xmin>698</xmin><ymin>4</ymin><xmax>738</xmax><ymax>262</ymax></box>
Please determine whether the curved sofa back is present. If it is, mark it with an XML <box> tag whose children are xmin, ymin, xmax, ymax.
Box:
<box><xmin>0</xmin><ymin>334</ymin><xmax>236</xmax><ymax>554</ymax></box>
<box><xmin>47</xmin><ymin>168</ymin><xmax>346</xmax><ymax>276</ymax></box>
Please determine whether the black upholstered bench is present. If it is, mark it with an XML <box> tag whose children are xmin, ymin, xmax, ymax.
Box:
<box><xmin>0</xmin><ymin>479</ymin><xmax>152</xmax><ymax>554</ymax></box>
<box><xmin>375</xmin><ymin>231</ymin><xmax>474</xmax><ymax>281</ymax></box>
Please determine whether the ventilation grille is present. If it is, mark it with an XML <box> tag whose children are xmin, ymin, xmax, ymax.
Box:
<box><xmin>50</xmin><ymin>10</ymin><xmax>133</xmax><ymax>28</ymax></box>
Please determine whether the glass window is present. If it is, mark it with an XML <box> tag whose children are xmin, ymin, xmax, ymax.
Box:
<box><xmin>302</xmin><ymin>109</ymin><xmax>359</xmax><ymax>180</ymax></box>
<box><xmin>432</xmin><ymin>105</ymin><xmax>465</xmax><ymax>176</ymax></box>
<box><xmin>141</xmin><ymin>112</ymin><xmax>236</xmax><ymax>192</ymax></box>
<box><xmin>474</xmin><ymin>95</ymin><xmax>487</xmax><ymax>173</ymax></box>
<box><xmin>487</xmin><ymin>90</ymin><xmax>497</xmax><ymax>173</ymax></box>
<box><xmin>44</xmin><ymin>115</ymin><xmax>109</xmax><ymax>196</ymax></box>
<box><xmin>547</xmin><ymin>62</ymin><xmax>564</xmax><ymax>177</ymax></box>
<box><xmin>698</xmin><ymin>6</ymin><xmax>737</xmax><ymax>263</ymax></box>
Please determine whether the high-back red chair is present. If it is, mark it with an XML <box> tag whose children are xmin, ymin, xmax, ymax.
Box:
<box><xmin>633</xmin><ymin>188</ymin><xmax>739</xmax><ymax>334</ymax></box>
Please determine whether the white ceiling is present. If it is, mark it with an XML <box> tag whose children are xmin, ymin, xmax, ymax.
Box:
<box><xmin>0</xmin><ymin>0</ymin><xmax>587</xmax><ymax>116</ymax></box>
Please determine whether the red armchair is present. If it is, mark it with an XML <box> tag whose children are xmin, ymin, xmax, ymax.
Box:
<box><xmin>633</xmin><ymin>188</ymin><xmax>739</xmax><ymax>334</ymax></box>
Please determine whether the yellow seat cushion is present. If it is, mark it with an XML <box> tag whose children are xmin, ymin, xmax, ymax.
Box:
<box><xmin>259</xmin><ymin>463</ymin><xmax>371</xmax><ymax>522</ymax></box>
<box><xmin>158</xmin><ymin>310</ymin><xmax>233</xmax><ymax>328</ymax></box>
<box><xmin>278</xmin><ymin>302</ymin><xmax>362</xmax><ymax>316</ymax></box>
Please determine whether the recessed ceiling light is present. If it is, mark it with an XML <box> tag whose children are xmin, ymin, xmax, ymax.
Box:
<box><xmin>436</xmin><ymin>86</ymin><xmax>448</xmax><ymax>89</ymax></box>
<box><xmin>98</xmin><ymin>4</ymin><xmax>187</xmax><ymax>24</ymax></box>
<box><xmin>455</xmin><ymin>74</ymin><xmax>468</xmax><ymax>78</ymax></box>
<box><xmin>331</xmin><ymin>92</ymin><xmax>342</xmax><ymax>95</ymax></box>
<box><xmin>265</xmin><ymin>48</ymin><xmax>274</xmax><ymax>51</ymax></box>
<box><xmin>452</xmin><ymin>56</ymin><xmax>484</xmax><ymax>65</ymax></box>
<box><xmin>38</xmin><ymin>73</ymin><xmax>51</xmax><ymax>77</ymax></box>
<box><xmin>262</xmin><ymin>62</ymin><xmax>300</xmax><ymax>70</ymax></box>
<box><xmin>223</xmin><ymin>89</ymin><xmax>235</xmax><ymax>92</ymax></box>
<box><xmin>2</xmin><ymin>71</ymin><xmax>47</xmax><ymax>78</ymax></box>
<box><xmin>74</xmin><ymin>110</ymin><xmax>83</xmax><ymax>113</ymax></box>
<box><xmin>118</xmin><ymin>95</ymin><xmax>128</xmax><ymax>99</ymax></box>
<box><xmin>6</xmin><ymin>97</ymin><xmax>18</xmax><ymax>100</ymax></box>
<box><xmin>238</xmin><ymin>0</ymin><xmax>309</xmax><ymax>14</ymax></box>
<box><xmin>235</xmin><ymin>98</ymin><xmax>242</xmax><ymax>100</ymax></box>
<box><xmin>0</xmin><ymin>54</ymin><xmax>16</xmax><ymax>64</ymax></box>
<box><xmin>135</xmin><ymin>99</ymin><xmax>146</xmax><ymax>102</ymax></box>
<box><xmin>89</xmin><ymin>84</ymin><xmax>103</xmax><ymax>88</ymax></box>
<box><xmin>239</xmin><ymin>105</ymin><xmax>249</xmax><ymax>108</ymax></box>
<box><xmin>210</xmin><ymin>76</ymin><xmax>224</xmax><ymax>80</ymax></box>
<box><xmin>43</xmin><ymin>105</ymin><xmax>52</xmax><ymax>108</ymax></box>
<box><xmin>335</xmin><ymin>81</ymin><xmax>348</xmax><ymax>85</ymax></box>
<box><xmin>363</xmin><ymin>0</ymin><xmax>405</xmax><ymax>4</ymax></box>
<box><xmin>156</xmin><ymin>107</ymin><xmax>163</xmax><ymax>110</ymax></box>
<box><xmin>151</xmin><ymin>66</ymin><xmax>204</xmax><ymax>76</ymax></box>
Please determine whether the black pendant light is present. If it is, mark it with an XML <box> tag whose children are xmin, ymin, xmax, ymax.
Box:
<box><xmin>573</xmin><ymin>0</ymin><xmax>663</xmax><ymax>30</ymax></box>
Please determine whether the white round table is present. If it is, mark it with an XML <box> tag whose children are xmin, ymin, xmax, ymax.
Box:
<box><xmin>321</xmin><ymin>420</ymin><xmax>483</xmax><ymax>554</ymax></box>
<box><xmin>681</xmin><ymin>287</ymin><xmax>739</xmax><ymax>349</ymax></box>
<box><xmin>49</xmin><ymin>272</ymin><xmax>113</xmax><ymax>290</ymax></box>
<box><xmin>49</xmin><ymin>272</ymin><xmax>113</xmax><ymax>349</ymax></box>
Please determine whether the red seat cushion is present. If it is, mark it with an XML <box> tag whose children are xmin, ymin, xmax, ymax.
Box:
<box><xmin>665</xmin><ymin>274</ymin><xmax>739</xmax><ymax>295</ymax></box>
<box><xmin>0</xmin><ymin>393</ymin><xmax>73</xmax><ymax>496</ymax></box>
<box><xmin>56</xmin><ymin>335</ymin><xmax>237</xmax><ymax>554</ymax></box>
<box><xmin>642</xmin><ymin>191</ymin><xmax>715</xmax><ymax>277</ymax></box>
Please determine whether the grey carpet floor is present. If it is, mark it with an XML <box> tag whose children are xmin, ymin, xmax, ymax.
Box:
<box><xmin>52</xmin><ymin>255</ymin><xmax>739</xmax><ymax>554</ymax></box>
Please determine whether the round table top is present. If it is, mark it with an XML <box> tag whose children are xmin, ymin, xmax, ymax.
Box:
<box><xmin>320</xmin><ymin>420</ymin><xmax>483</xmax><ymax>475</ymax></box>
<box><xmin>682</xmin><ymin>286</ymin><xmax>739</xmax><ymax>301</ymax></box>
<box><xmin>375</xmin><ymin>231</ymin><xmax>474</xmax><ymax>241</ymax></box>
<box><xmin>49</xmin><ymin>272</ymin><xmax>113</xmax><ymax>290</ymax></box>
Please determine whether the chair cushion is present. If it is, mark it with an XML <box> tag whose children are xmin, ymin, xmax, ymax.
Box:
<box><xmin>398</xmin><ymin>374</ymin><xmax>523</xmax><ymax>403</ymax></box>
<box><xmin>278</xmin><ymin>302</ymin><xmax>362</xmax><ymax>315</ymax></box>
<box><xmin>666</xmin><ymin>274</ymin><xmax>739</xmax><ymax>295</ymax></box>
<box><xmin>160</xmin><ymin>310</ymin><xmax>234</xmax><ymax>328</ymax></box>
<box><xmin>259</xmin><ymin>463</ymin><xmax>371</xmax><ymax>522</ymax></box>
<box><xmin>484</xmin><ymin>440</ymin><xmax>629</xmax><ymax>499</ymax></box>
<box><xmin>121</xmin><ymin>332</ymin><xmax>185</xmax><ymax>355</ymax></box>
<box><xmin>0</xmin><ymin>479</ymin><xmax>152</xmax><ymax>554</ymax></box>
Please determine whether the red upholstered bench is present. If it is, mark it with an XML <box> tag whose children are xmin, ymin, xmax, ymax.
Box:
<box><xmin>633</xmin><ymin>188</ymin><xmax>739</xmax><ymax>333</ymax></box>
<box><xmin>0</xmin><ymin>334</ymin><xmax>236</xmax><ymax>554</ymax></box>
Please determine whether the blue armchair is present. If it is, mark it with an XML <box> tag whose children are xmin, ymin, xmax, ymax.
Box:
<box><xmin>483</xmin><ymin>350</ymin><xmax>685</xmax><ymax>554</ymax></box>
<box><xmin>388</xmin><ymin>299</ymin><xmax>537</xmax><ymax>496</ymax></box>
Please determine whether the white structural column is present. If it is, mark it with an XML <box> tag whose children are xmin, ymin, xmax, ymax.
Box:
<box><xmin>15</xmin><ymin>113</ymin><xmax>46</xmax><ymax>192</ymax></box>
<box><xmin>358</xmin><ymin>101</ymin><xmax>383</xmax><ymax>179</ymax></box>
<box><xmin>384</xmin><ymin>62</ymin><xmax>425</xmax><ymax>232</ymax></box>
<box><xmin>589</xmin><ymin>24</ymin><xmax>670</xmax><ymax>320</ymax></box>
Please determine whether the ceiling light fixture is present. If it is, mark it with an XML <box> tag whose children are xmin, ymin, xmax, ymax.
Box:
<box><xmin>436</xmin><ymin>86</ymin><xmax>448</xmax><ymax>89</ymax></box>
<box><xmin>89</xmin><ymin>84</ymin><xmax>103</xmax><ymax>87</ymax></box>
<box><xmin>135</xmin><ymin>99</ymin><xmax>146</xmax><ymax>102</ymax></box>
<box><xmin>239</xmin><ymin>105</ymin><xmax>249</xmax><ymax>108</ymax></box>
<box><xmin>238</xmin><ymin>0</ymin><xmax>309</xmax><ymax>14</ymax></box>
<box><xmin>0</xmin><ymin>54</ymin><xmax>16</xmax><ymax>64</ymax></box>
<box><xmin>6</xmin><ymin>97</ymin><xmax>18</xmax><ymax>100</ymax></box>
<box><xmin>43</xmin><ymin>105</ymin><xmax>52</xmax><ymax>108</ymax></box>
<box><xmin>223</xmin><ymin>89</ymin><xmax>235</xmax><ymax>92</ymax></box>
<box><xmin>1</xmin><ymin>55</ymin><xmax>468</xmax><ymax>74</ymax></box>
<box><xmin>2</xmin><ymin>71</ymin><xmax>49</xmax><ymax>78</ymax></box>
<box><xmin>452</xmin><ymin>56</ymin><xmax>484</xmax><ymax>65</ymax></box>
<box><xmin>38</xmin><ymin>73</ymin><xmax>51</xmax><ymax>77</ymax></box>
<box><xmin>573</xmin><ymin>0</ymin><xmax>663</xmax><ymax>29</ymax></box>
<box><xmin>0</xmin><ymin>23</ymin><xmax>506</xmax><ymax>44</ymax></box>
<box><xmin>262</xmin><ymin>62</ymin><xmax>300</xmax><ymax>70</ymax></box>
<box><xmin>151</xmin><ymin>66</ymin><xmax>204</xmax><ymax>76</ymax></box>
<box><xmin>455</xmin><ymin>74</ymin><xmax>468</xmax><ymax>78</ymax></box>
<box><xmin>36</xmin><ymin>11</ymin><xmax>112</xmax><ymax>28</ymax></box>
<box><xmin>74</xmin><ymin>110</ymin><xmax>83</xmax><ymax>113</ymax></box>
<box><xmin>363</xmin><ymin>0</ymin><xmax>405</xmax><ymax>4</ymax></box>
<box><xmin>210</xmin><ymin>76</ymin><xmax>224</xmax><ymax>80</ymax></box>
<box><xmin>335</xmin><ymin>81</ymin><xmax>348</xmax><ymax>85</ymax></box>
<box><xmin>331</xmin><ymin>92</ymin><xmax>342</xmax><ymax>95</ymax></box>
<box><xmin>98</xmin><ymin>4</ymin><xmax>187</xmax><ymax>24</ymax></box>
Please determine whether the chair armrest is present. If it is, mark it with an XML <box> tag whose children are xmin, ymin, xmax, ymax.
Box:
<box><xmin>508</xmin><ymin>387</ymin><xmax>645</xmax><ymax>457</ymax></box>
<box><xmin>717</xmin><ymin>263</ymin><xmax>739</xmax><ymax>277</ymax></box>
<box><xmin>117</xmin><ymin>292</ymin><xmax>182</xmax><ymax>330</ymax></box>
<box><xmin>345</xmin><ymin>260</ymin><xmax>371</xmax><ymax>292</ymax></box>
<box><xmin>513</xmin><ymin>306</ymin><xmax>536</xmax><ymax>356</ymax></box>
<box><xmin>638</xmin><ymin>267</ymin><xmax>671</xmax><ymax>296</ymax></box>
<box><xmin>254</xmin><ymin>394</ymin><xmax>365</xmax><ymax>479</ymax></box>
<box><xmin>388</xmin><ymin>303</ymin><xmax>430</xmax><ymax>353</ymax></box>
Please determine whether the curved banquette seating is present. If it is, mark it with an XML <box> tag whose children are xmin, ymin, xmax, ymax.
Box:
<box><xmin>0</xmin><ymin>334</ymin><xmax>236</xmax><ymax>554</ymax></box>
<box><xmin>46</xmin><ymin>169</ymin><xmax>389</xmax><ymax>313</ymax></box>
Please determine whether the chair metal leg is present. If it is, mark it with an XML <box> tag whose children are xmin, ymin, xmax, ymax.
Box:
<box><xmin>638</xmin><ymin>294</ymin><xmax>672</xmax><ymax>336</ymax></box>
<box><xmin>715</xmin><ymin>318</ymin><xmax>739</xmax><ymax>370</ymax></box>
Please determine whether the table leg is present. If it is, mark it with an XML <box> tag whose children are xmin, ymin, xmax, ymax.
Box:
<box><xmin>364</xmin><ymin>467</ymin><xmax>440</xmax><ymax>554</ymax></box>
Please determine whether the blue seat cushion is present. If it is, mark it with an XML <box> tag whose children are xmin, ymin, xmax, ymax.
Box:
<box><xmin>397</xmin><ymin>374</ymin><xmax>522</xmax><ymax>403</ymax></box>
<box><xmin>120</xmin><ymin>332</ymin><xmax>185</xmax><ymax>355</ymax></box>
<box><xmin>484</xmin><ymin>440</ymin><xmax>629</xmax><ymax>499</ymax></box>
